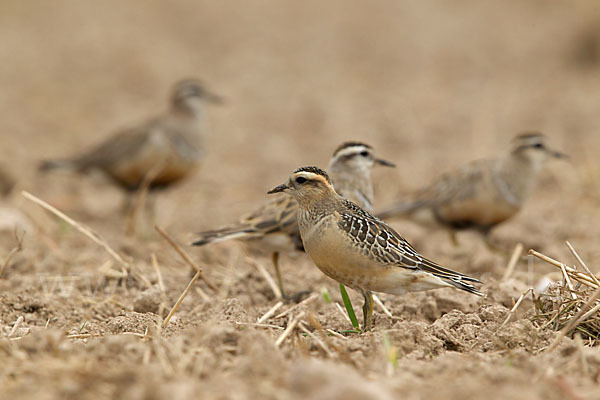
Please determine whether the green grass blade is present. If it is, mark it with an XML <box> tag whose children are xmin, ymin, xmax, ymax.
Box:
<box><xmin>382</xmin><ymin>332</ymin><xmax>398</xmax><ymax>371</ymax></box>
<box><xmin>339</xmin><ymin>283</ymin><xmax>360</xmax><ymax>330</ymax></box>
<box><xmin>321</xmin><ymin>287</ymin><xmax>331</xmax><ymax>303</ymax></box>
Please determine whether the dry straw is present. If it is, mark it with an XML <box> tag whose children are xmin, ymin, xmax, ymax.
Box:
<box><xmin>22</xmin><ymin>191</ymin><xmax>128</xmax><ymax>266</ymax></box>
<box><xmin>299</xmin><ymin>321</ymin><xmax>334</xmax><ymax>357</ymax></box>
<box><xmin>162</xmin><ymin>269</ymin><xmax>202</xmax><ymax>328</ymax></box>
<box><xmin>502</xmin><ymin>242</ymin><xmax>524</xmax><ymax>282</ymax></box>
<box><xmin>373</xmin><ymin>293</ymin><xmax>393</xmax><ymax>318</ymax></box>
<box><xmin>529</xmin><ymin>242</ymin><xmax>600</xmax><ymax>350</ymax></box>
<box><xmin>8</xmin><ymin>316</ymin><xmax>24</xmax><ymax>337</ymax></box>
<box><xmin>275</xmin><ymin>312</ymin><xmax>305</xmax><ymax>347</ymax></box>
<box><xmin>21</xmin><ymin>190</ymin><xmax>151</xmax><ymax>287</ymax></box>
<box><xmin>257</xmin><ymin>301</ymin><xmax>284</xmax><ymax>323</ymax></box>
<box><xmin>154</xmin><ymin>225</ymin><xmax>216</xmax><ymax>327</ymax></box>
<box><xmin>244</xmin><ymin>256</ymin><xmax>282</xmax><ymax>299</ymax></box>
<box><xmin>151</xmin><ymin>253</ymin><xmax>166</xmax><ymax>293</ymax></box>
<box><xmin>273</xmin><ymin>292</ymin><xmax>319</xmax><ymax>320</ymax></box>
<box><xmin>0</xmin><ymin>230</ymin><xmax>24</xmax><ymax>278</ymax></box>
<box><xmin>155</xmin><ymin>225</ymin><xmax>216</xmax><ymax>291</ymax></box>
<box><xmin>125</xmin><ymin>161</ymin><xmax>167</xmax><ymax>236</ymax></box>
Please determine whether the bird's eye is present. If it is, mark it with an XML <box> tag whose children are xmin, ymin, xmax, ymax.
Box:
<box><xmin>360</xmin><ymin>151</ymin><xmax>369</xmax><ymax>157</ymax></box>
<box><xmin>295</xmin><ymin>177</ymin><xmax>307</xmax><ymax>184</ymax></box>
<box><xmin>533</xmin><ymin>143</ymin><xmax>544</xmax><ymax>149</ymax></box>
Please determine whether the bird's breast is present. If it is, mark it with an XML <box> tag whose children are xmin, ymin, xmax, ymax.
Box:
<box><xmin>300</xmin><ymin>218</ymin><xmax>454</xmax><ymax>295</ymax></box>
<box><xmin>301</xmin><ymin>220</ymin><xmax>386</xmax><ymax>290</ymax></box>
<box><xmin>107</xmin><ymin>132</ymin><xmax>201</xmax><ymax>188</ymax></box>
<box><xmin>436</xmin><ymin>193</ymin><xmax>519</xmax><ymax>227</ymax></box>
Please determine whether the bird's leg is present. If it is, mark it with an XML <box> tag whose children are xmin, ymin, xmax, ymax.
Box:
<box><xmin>124</xmin><ymin>194</ymin><xmax>137</xmax><ymax>236</ymax></box>
<box><xmin>122</xmin><ymin>194</ymin><xmax>135</xmax><ymax>215</ymax></box>
<box><xmin>448</xmin><ymin>229</ymin><xmax>459</xmax><ymax>247</ymax></box>
<box><xmin>482</xmin><ymin>233</ymin><xmax>508</xmax><ymax>254</ymax></box>
<box><xmin>145</xmin><ymin>192</ymin><xmax>157</xmax><ymax>222</ymax></box>
<box><xmin>125</xmin><ymin>190</ymin><xmax>156</xmax><ymax>237</ymax></box>
<box><xmin>362</xmin><ymin>290</ymin><xmax>374</xmax><ymax>332</ymax></box>
<box><xmin>271</xmin><ymin>251</ymin><xmax>311</xmax><ymax>303</ymax></box>
<box><xmin>271</xmin><ymin>251</ymin><xmax>285</xmax><ymax>299</ymax></box>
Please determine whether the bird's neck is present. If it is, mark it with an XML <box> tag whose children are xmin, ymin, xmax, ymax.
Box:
<box><xmin>295</xmin><ymin>189</ymin><xmax>339</xmax><ymax>218</ymax></box>
<box><xmin>295</xmin><ymin>191</ymin><xmax>341</xmax><ymax>237</ymax></box>
<box><xmin>171</xmin><ymin>98</ymin><xmax>205</xmax><ymax>119</ymax></box>
<box><xmin>329</xmin><ymin>166</ymin><xmax>374</xmax><ymax>212</ymax></box>
<box><xmin>494</xmin><ymin>152</ymin><xmax>542</xmax><ymax>205</ymax></box>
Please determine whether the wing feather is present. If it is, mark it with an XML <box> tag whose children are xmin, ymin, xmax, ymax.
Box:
<box><xmin>192</xmin><ymin>194</ymin><xmax>301</xmax><ymax>248</ymax></box>
<box><xmin>338</xmin><ymin>199</ymin><xmax>482</xmax><ymax>295</ymax></box>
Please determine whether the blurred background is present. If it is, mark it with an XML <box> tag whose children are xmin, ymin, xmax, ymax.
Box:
<box><xmin>1</xmin><ymin>0</ymin><xmax>599</xmax><ymax>253</ymax></box>
<box><xmin>2</xmin><ymin>3</ymin><xmax>600</xmax><ymax>398</ymax></box>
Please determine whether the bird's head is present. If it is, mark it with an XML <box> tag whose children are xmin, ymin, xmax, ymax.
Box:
<box><xmin>511</xmin><ymin>132</ymin><xmax>567</xmax><ymax>168</ymax></box>
<box><xmin>171</xmin><ymin>79</ymin><xmax>223</xmax><ymax>114</ymax></box>
<box><xmin>328</xmin><ymin>141</ymin><xmax>395</xmax><ymax>174</ymax></box>
<box><xmin>268</xmin><ymin>166</ymin><xmax>336</xmax><ymax>205</ymax></box>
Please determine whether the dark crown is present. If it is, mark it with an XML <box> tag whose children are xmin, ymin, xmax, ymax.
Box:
<box><xmin>514</xmin><ymin>131</ymin><xmax>545</xmax><ymax>141</ymax></box>
<box><xmin>293</xmin><ymin>166</ymin><xmax>332</xmax><ymax>184</ymax></box>
<box><xmin>333</xmin><ymin>141</ymin><xmax>372</xmax><ymax>156</ymax></box>
<box><xmin>172</xmin><ymin>79</ymin><xmax>205</xmax><ymax>99</ymax></box>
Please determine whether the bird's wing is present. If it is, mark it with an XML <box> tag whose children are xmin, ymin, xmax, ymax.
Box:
<box><xmin>412</xmin><ymin>160</ymin><xmax>489</xmax><ymax>206</ymax></box>
<box><xmin>192</xmin><ymin>194</ymin><xmax>300</xmax><ymax>246</ymax></box>
<box><xmin>70</xmin><ymin>122</ymin><xmax>159</xmax><ymax>171</ymax></box>
<box><xmin>377</xmin><ymin>159</ymin><xmax>489</xmax><ymax>219</ymax></box>
<box><xmin>241</xmin><ymin>194</ymin><xmax>299</xmax><ymax>235</ymax></box>
<box><xmin>338</xmin><ymin>199</ymin><xmax>482</xmax><ymax>295</ymax></box>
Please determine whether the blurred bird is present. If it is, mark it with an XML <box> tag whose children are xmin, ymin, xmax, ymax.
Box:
<box><xmin>268</xmin><ymin>166</ymin><xmax>482</xmax><ymax>330</ymax></box>
<box><xmin>191</xmin><ymin>142</ymin><xmax>395</xmax><ymax>299</ymax></box>
<box><xmin>377</xmin><ymin>133</ymin><xmax>566</xmax><ymax>236</ymax></box>
<box><xmin>40</xmin><ymin>79</ymin><xmax>221</xmax><ymax>191</ymax></box>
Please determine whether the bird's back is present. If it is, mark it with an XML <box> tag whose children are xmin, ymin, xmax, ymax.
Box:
<box><xmin>301</xmin><ymin>197</ymin><xmax>482</xmax><ymax>296</ymax></box>
<box><xmin>378</xmin><ymin>158</ymin><xmax>520</xmax><ymax>230</ymax></box>
<box><xmin>192</xmin><ymin>194</ymin><xmax>303</xmax><ymax>251</ymax></box>
<box><xmin>40</xmin><ymin>113</ymin><xmax>204</xmax><ymax>190</ymax></box>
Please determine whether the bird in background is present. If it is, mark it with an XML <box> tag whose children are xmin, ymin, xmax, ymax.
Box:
<box><xmin>268</xmin><ymin>166</ymin><xmax>482</xmax><ymax>331</ymax></box>
<box><xmin>376</xmin><ymin>132</ymin><xmax>567</xmax><ymax>238</ymax></box>
<box><xmin>39</xmin><ymin>79</ymin><xmax>221</xmax><ymax>192</ymax></box>
<box><xmin>191</xmin><ymin>142</ymin><xmax>395</xmax><ymax>300</ymax></box>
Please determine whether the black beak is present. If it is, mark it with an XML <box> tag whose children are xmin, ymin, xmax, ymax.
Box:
<box><xmin>552</xmin><ymin>150</ymin><xmax>568</xmax><ymax>160</ymax></box>
<box><xmin>205</xmin><ymin>91</ymin><xmax>224</xmax><ymax>105</ymax></box>
<box><xmin>375</xmin><ymin>158</ymin><xmax>396</xmax><ymax>167</ymax></box>
<box><xmin>267</xmin><ymin>183</ymin><xmax>289</xmax><ymax>194</ymax></box>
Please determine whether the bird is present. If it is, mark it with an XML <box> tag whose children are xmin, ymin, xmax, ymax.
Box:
<box><xmin>39</xmin><ymin>79</ymin><xmax>221</xmax><ymax>191</ymax></box>
<box><xmin>191</xmin><ymin>142</ymin><xmax>395</xmax><ymax>299</ymax></box>
<box><xmin>268</xmin><ymin>166</ymin><xmax>482</xmax><ymax>331</ymax></box>
<box><xmin>377</xmin><ymin>132</ymin><xmax>567</xmax><ymax>236</ymax></box>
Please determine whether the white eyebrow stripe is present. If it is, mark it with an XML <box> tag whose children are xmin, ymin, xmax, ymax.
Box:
<box><xmin>334</xmin><ymin>146</ymin><xmax>369</xmax><ymax>158</ymax></box>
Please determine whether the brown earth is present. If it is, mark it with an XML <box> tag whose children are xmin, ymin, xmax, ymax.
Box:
<box><xmin>1</xmin><ymin>1</ymin><xmax>600</xmax><ymax>399</ymax></box>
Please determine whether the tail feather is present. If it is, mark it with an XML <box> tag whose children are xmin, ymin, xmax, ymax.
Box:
<box><xmin>417</xmin><ymin>257</ymin><xmax>484</xmax><ymax>296</ymax></box>
<box><xmin>191</xmin><ymin>225</ymin><xmax>259</xmax><ymax>246</ymax></box>
<box><xmin>39</xmin><ymin>159</ymin><xmax>77</xmax><ymax>172</ymax></box>
<box><xmin>444</xmin><ymin>276</ymin><xmax>484</xmax><ymax>296</ymax></box>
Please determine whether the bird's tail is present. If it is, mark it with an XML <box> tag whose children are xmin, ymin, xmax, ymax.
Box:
<box><xmin>38</xmin><ymin>159</ymin><xmax>77</xmax><ymax>172</ymax></box>
<box><xmin>417</xmin><ymin>257</ymin><xmax>484</xmax><ymax>296</ymax></box>
<box><xmin>190</xmin><ymin>224</ymin><xmax>260</xmax><ymax>246</ymax></box>
<box><xmin>443</xmin><ymin>275</ymin><xmax>484</xmax><ymax>296</ymax></box>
